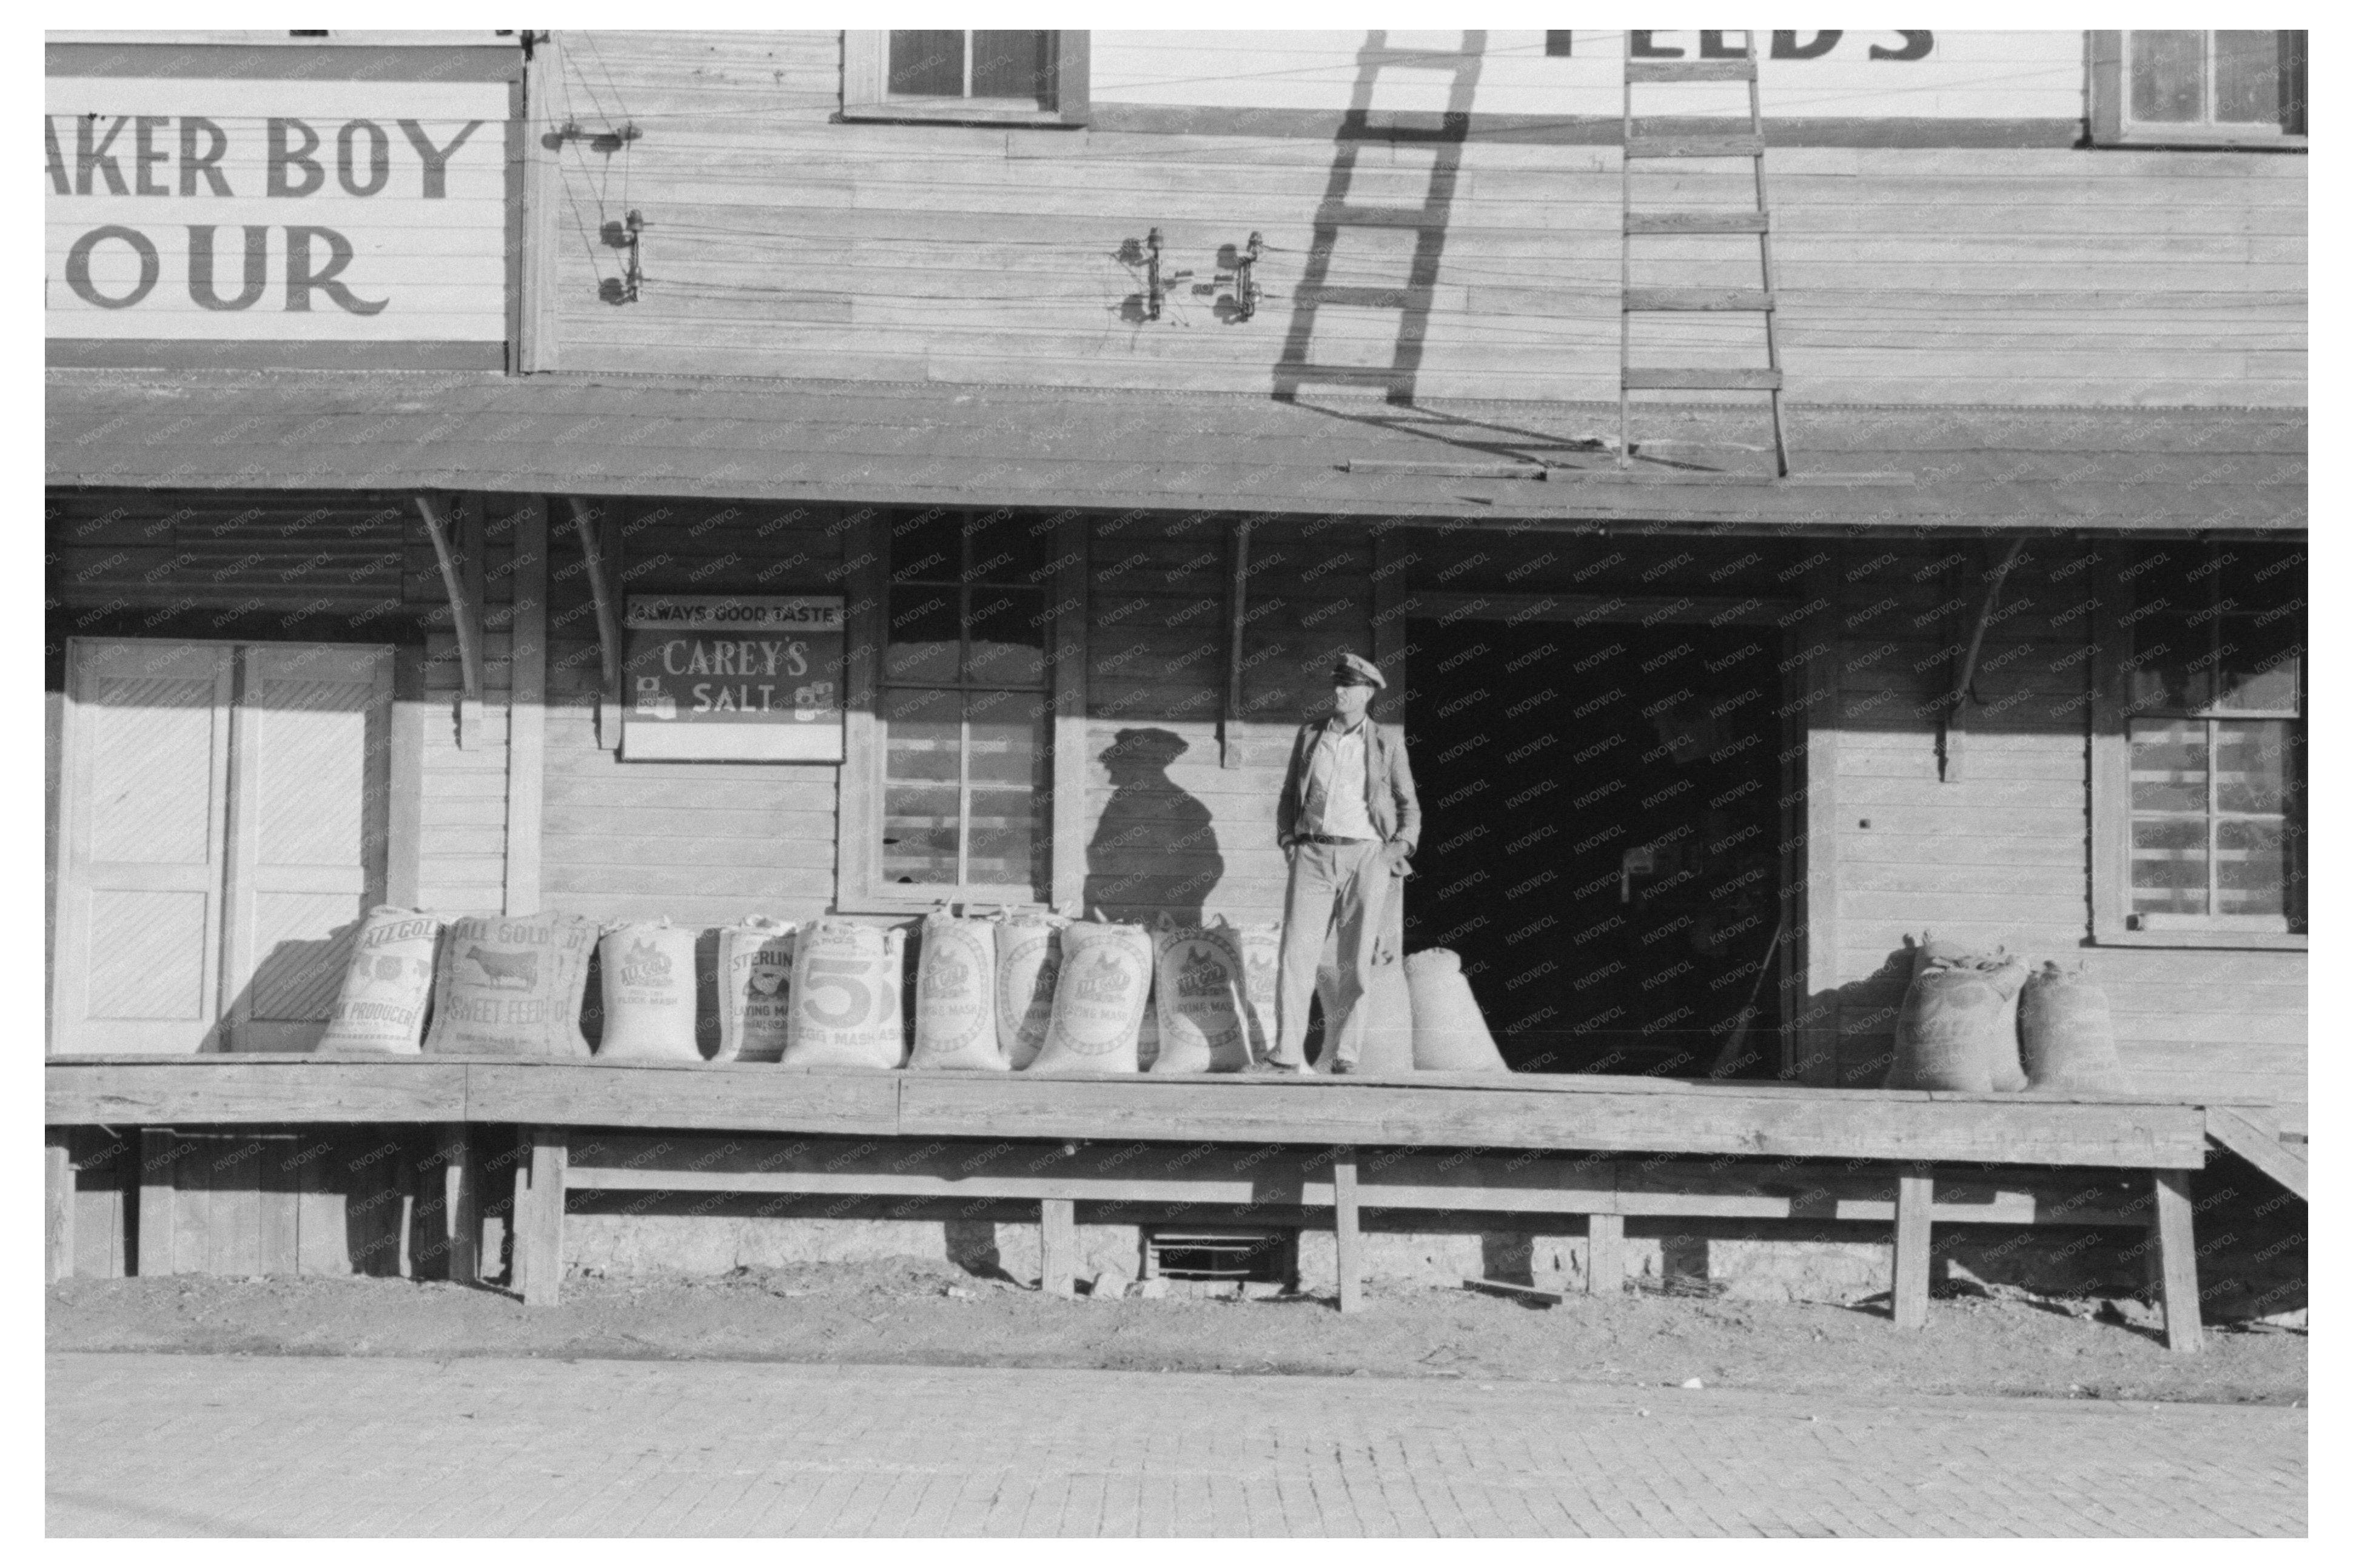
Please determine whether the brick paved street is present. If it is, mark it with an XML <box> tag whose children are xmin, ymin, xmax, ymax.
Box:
<box><xmin>47</xmin><ymin>1353</ymin><xmax>2303</xmax><ymax>1536</ymax></box>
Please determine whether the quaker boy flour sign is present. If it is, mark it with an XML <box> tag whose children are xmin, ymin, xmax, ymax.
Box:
<box><xmin>44</xmin><ymin>44</ymin><xmax>516</xmax><ymax>360</ymax></box>
<box><xmin>622</xmin><ymin>595</ymin><xmax>847</xmax><ymax>762</ymax></box>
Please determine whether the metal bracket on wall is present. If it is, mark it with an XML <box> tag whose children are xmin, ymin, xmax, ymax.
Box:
<box><xmin>565</xmin><ymin>497</ymin><xmax>625</xmax><ymax>752</ymax></box>
<box><xmin>600</xmin><ymin>210</ymin><xmax>650</xmax><ymax>304</ymax></box>
<box><xmin>414</xmin><ymin>494</ymin><xmax>485</xmax><ymax>749</ymax></box>
<box><xmin>1217</xmin><ymin>232</ymin><xmax>1263</xmax><ymax>322</ymax></box>
<box><xmin>1936</xmin><ymin>537</ymin><xmax>2027</xmax><ymax>783</ymax></box>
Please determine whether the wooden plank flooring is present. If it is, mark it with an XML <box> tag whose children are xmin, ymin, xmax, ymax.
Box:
<box><xmin>46</xmin><ymin>1057</ymin><xmax>2215</xmax><ymax>1169</ymax></box>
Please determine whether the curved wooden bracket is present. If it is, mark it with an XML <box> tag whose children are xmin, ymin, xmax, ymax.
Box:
<box><xmin>414</xmin><ymin>494</ymin><xmax>485</xmax><ymax>748</ymax></box>
<box><xmin>1937</xmin><ymin>537</ymin><xmax>2028</xmax><ymax>782</ymax></box>
<box><xmin>565</xmin><ymin>497</ymin><xmax>625</xmax><ymax>750</ymax></box>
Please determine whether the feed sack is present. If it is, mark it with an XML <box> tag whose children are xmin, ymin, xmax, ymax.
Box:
<box><xmin>1910</xmin><ymin>933</ymin><xmax>2028</xmax><ymax>1091</ymax></box>
<box><xmin>1148</xmin><ymin>917</ymin><xmax>1250</xmax><ymax>1074</ymax></box>
<box><xmin>2019</xmin><ymin>963</ymin><xmax>2131</xmax><ymax>1093</ymax></box>
<box><xmin>1233</xmin><ymin>922</ymin><xmax>1281</xmax><ymax>1064</ymax></box>
<box><xmin>595</xmin><ymin>920</ymin><xmax>703</xmax><ymax>1062</ymax></box>
<box><xmin>783</xmin><ymin>919</ymin><xmax>908</xmax><ymax>1069</ymax></box>
<box><xmin>317</xmin><ymin>907</ymin><xmax>446</xmax><ymax>1053</ymax></box>
<box><xmin>995</xmin><ymin>914</ymin><xmax>1067</xmax><ymax>1070</ymax></box>
<box><xmin>423</xmin><ymin>914</ymin><xmax>600</xmax><ymax>1057</ymax></box>
<box><xmin>1884</xmin><ymin>956</ymin><xmax>2026</xmax><ymax>1093</ymax></box>
<box><xmin>910</xmin><ymin>912</ymin><xmax>1007</xmax><ymax>1070</ymax></box>
<box><xmin>713</xmin><ymin>917</ymin><xmax>796</xmax><ymax>1063</ymax></box>
<box><xmin>1030</xmin><ymin>920</ymin><xmax>1153</xmax><ymax>1073</ymax></box>
<box><xmin>1406</xmin><ymin>948</ymin><xmax>1510</xmax><ymax>1072</ymax></box>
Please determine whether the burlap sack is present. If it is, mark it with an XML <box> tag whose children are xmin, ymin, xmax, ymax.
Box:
<box><xmin>1910</xmin><ymin>932</ymin><xmax>2029</xmax><ymax>1091</ymax></box>
<box><xmin>910</xmin><ymin>911</ymin><xmax>1007</xmax><ymax>1071</ymax></box>
<box><xmin>995</xmin><ymin>914</ymin><xmax>1067</xmax><ymax>1070</ymax></box>
<box><xmin>423</xmin><ymin>913</ymin><xmax>600</xmax><ymax>1057</ymax></box>
<box><xmin>1234</xmin><ymin>922</ymin><xmax>1281</xmax><ymax>1065</ymax></box>
<box><xmin>1030</xmin><ymin>920</ymin><xmax>1152</xmax><ymax>1073</ymax></box>
<box><xmin>1148</xmin><ymin>916</ymin><xmax>1250</xmax><ymax>1074</ymax></box>
<box><xmin>1406</xmin><ymin>948</ymin><xmax>1509</xmax><ymax>1072</ymax></box>
<box><xmin>2019</xmin><ymin>962</ymin><xmax>2132</xmax><ymax>1093</ymax></box>
<box><xmin>783</xmin><ymin>919</ymin><xmax>908</xmax><ymax>1069</ymax></box>
<box><xmin>713</xmin><ymin>917</ymin><xmax>796</xmax><ymax>1063</ymax></box>
<box><xmin>317</xmin><ymin>907</ymin><xmax>445</xmax><ymax>1054</ymax></box>
<box><xmin>595</xmin><ymin>920</ymin><xmax>702</xmax><ymax>1062</ymax></box>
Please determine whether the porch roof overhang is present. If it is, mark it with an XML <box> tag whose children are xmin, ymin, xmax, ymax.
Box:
<box><xmin>45</xmin><ymin>369</ymin><xmax>2306</xmax><ymax>535</ymax></box>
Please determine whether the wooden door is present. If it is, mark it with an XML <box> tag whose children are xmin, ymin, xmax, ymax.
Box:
<box><xmin>221</xmin><ymin>645</ymin><xmax>394</xmax><ymax>1052</ymax></box>
<box><xmin>52</xmin><ymin>641</ymin><xmax>235</xmax><ymax>1054</ymax></box>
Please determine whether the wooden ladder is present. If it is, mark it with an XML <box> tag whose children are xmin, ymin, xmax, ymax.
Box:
<box><xmin>1619</xmin><ymin>35</ymin><xmax>1789</xmax><ymax>476</ymax></box>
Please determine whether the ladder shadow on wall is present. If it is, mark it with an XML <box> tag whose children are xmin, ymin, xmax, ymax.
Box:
<box><xmin>1269</xmin><ymin>33</ymin><xmax>1606</xmax><ymax>471</ymax></box>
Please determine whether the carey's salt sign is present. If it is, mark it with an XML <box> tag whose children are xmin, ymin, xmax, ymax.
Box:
<box><xmin>44</xmin><ymin>39</ymin><xmax>519</xmax><ymax>366</ymax></box>
<box><xmin>622</xmin><ymin>595</ymin><xmax>848</xmax><ymax>762</ymax></box>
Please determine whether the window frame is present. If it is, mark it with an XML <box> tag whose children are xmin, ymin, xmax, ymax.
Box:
<box><xmin>837</xmin><ymin>510</ymin><xmax>1088</xmax><ymax>916</ymax></box>
<box><xmin>841</xmin><ymin>30</ymin><xmax>1090</xmax><ymax>127</ymax></box>
<box><xmin>2089</xmin><ymin>543</ymin><xmax>2306</xmax><ymax>950</ymax></box>
<box><xmin>2088</xmin><ymin>29</ymin><xmax>2307</xmax><ymax>150</ymax></box>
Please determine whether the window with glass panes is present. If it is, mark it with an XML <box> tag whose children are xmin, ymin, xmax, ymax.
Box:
<box><xmin>2112</xmin><ymin>30</ymin><xmax>2306</xmax><ymax>141</ymax></box>
<box><xmin>2120</xmin><ymin>545</ymin><xmax>2304</xmax><ymax>931</ymax></box>
<box><xmin>887</xmin><ymin>30</ymin><xmax>1054</xmax><ymax>106</ymax></box>
<box><xmin>880</xmin><ymin>509</ymin><xmax>1055</xmax><ymax>897</ymax></box>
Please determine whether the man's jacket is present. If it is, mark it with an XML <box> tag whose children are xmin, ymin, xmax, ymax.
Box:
<box><xmin>1275</xmin><ymin>717</ymin><xmax>1422</xmax><ymax>874</ymax></box>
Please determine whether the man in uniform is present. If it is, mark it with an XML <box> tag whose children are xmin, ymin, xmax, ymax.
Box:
<box><xmin>1251</xmin><ymin>652</ymin><xmax>1421</xmax><ymax>1074</ymax></box>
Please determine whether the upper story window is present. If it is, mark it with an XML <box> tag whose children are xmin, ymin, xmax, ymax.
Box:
<box><xmin>842</xmin><ymin>30</ymin><xmax>1090</xmax><ymax>127</ymax></box>
<box><xmin>2090</xmin><ymin>30</ymin><xmax>2307</xmax><ymax>147</ymax></box>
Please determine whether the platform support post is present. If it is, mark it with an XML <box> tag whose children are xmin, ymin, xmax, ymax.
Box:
<box><xmin>1039</xmin><ymin>1197</ymin><xmax>1076</xmax><ymax>1296</ymax></box>
<box><xmin>1585</xmin><ymin>1212</ymin><xmax>1623</xmax><ymax>1295</ymax></box>
<box><xmin>1892</xmin><ymin>1162</ymin><xmax>1933</xmax><ymax>1328</ymax></box>
<box><xmin>137</xmin><ymin>1130</ymin><xmax>178</xmax><ymax>1277</ymax></box>
<box><xmin>2152</xmin><ymin>1168</ymin><xmax>2204</xmax><ymax>1353</ymax></box>
<box><xmin>437</xmin><ymin>1125</ymin><xmax>480</xmax><ymax>1285</ymax></box>
<box><xmin>519</xmin><ymin>1127</ymin><xmax>567</xmax><ymax>1307</ymax></box>
<box><xmin>1334</xmin><ymin>1147</ymin><xmax>1364</xmax><ymax>1313</ymax></box>
<box><xmin>46</xmin><ymin>1129</ymin><xmax>75</xmax><ymax>1285</ymax></box>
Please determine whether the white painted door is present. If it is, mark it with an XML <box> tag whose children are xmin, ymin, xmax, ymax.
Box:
<box><xmin>52</xmin><ymin>641</ymin><xmax>235</xmax><ymax>1054</ymax></box>
<box><xmin>52</xmin><ymin>639</ymin><xmax>392</xmax><ymax>1055</ymax></box>
<box><xmin>221</xmin><ymin>645</ymin><xmax>394</xmax><ymax>1052</ymax></box>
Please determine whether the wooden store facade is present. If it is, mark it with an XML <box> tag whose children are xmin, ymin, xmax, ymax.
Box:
<box><xmin>45</xmin><ymin>30</ymin><xmax>2305</xmax><ymax>1317</ymax></box>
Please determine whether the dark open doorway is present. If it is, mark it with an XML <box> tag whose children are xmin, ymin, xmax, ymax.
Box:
<box><xmin>1405</xmin><ymin>616</ymin><xmax>1785</xmax><ymax>1079</ymax></box>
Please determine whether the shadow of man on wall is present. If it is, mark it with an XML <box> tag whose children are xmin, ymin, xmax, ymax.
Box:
<box><xmin>1086</xmin><ymin>728</ymin><xmax>1221</xmax><ymax>928</ymax></box>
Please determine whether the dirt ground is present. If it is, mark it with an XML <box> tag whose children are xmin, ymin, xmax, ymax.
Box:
<box><xmin>49</xmin><ymin>1260</ymin><xmax>2304</xmax><ymax>1407</ymax></box>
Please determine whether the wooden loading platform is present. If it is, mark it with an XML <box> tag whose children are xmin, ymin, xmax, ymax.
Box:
<box><xmin>46</xmin><ymin>1057</ymin><xmax>2250</xmax><ymax>1351</ymax></box>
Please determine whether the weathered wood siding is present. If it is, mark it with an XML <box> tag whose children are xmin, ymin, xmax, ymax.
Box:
<box><xmin>537</xmin><ymin>30</ymin><xmax>2303</xmax><ymax>404</ymax></box>
<box><xmin>43</xmin><ymin>489</ymin><xmax>516</xmax><ymax>927</ymax></box>
<box><xmin>538</xmin><ymin>498</ymin><xmax>845</xmax><ymax>927</ymax></box>
<box><xmin>1807</xmin><ymin>540</ymin><xmax>2305</xmax><ymax>1118</ymax></box>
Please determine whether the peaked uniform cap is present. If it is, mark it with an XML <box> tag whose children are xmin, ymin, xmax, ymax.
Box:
<box><xmin>1331</xmin><ymin>652</ymin><xmax>1386</xmax><ymax>690</ymax></box>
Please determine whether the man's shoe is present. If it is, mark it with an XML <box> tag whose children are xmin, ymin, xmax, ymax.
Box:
<box><xmin>1329</xmin><ymin>1060</ymin><xmax>1357</xmax><ymax>1076</ymax></box>
<box><xmin>1242</xmin><ymin>1057</ymin><xmax>1308</xmax><ymax>1076</ymax></box>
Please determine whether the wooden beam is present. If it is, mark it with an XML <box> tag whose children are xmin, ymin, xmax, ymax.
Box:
<box><xmin>1891</xmin><ymin>1162</ymin><xmax>1933</xmax><ymax>1329</ymax></box>
<box><xmin>465</xmin><ymin>1062</ymin><xmax>901</xmax><ymax>1136</ymax></box>
<box><xmin>2205</xmin><ymin>1106</ymin><xmax>2308</xmax><ymax>1200</ymax></box>
<box><xmin>137</xmin><ymin>1129</ymin><xmax>176</xmax><ymax>1276</ymax></box>
<box><xmin>520</xmin><ymin>1128</ymin><xmax>568</xmax><ymax>1307</ymax></box>
<box><xmin>437</xmin><ymin>1125</ymin><xmax>481</xmax><ymax>1285</ymax></box>
<box><xmin>504</xmin><ymin>498</ymin><xmax>548</xmax><ymax>916</ymax></box>
<box><xmin>563</xmin><ymin>498</ymin><xmax>624</xmax><ymax>751</ymax></box>
<box><xmin>50</xmin><ymin>1060</ymin><xmax>468</xmax><ymax>1125</ymax></box>
<box><xmin>2151</xmin><ymin>1168</ymin><xmax>2204</xmax><ymax>1353</ymax></box>
<box><xmin>518</xmin><ymin>30</ymin><xmax>563</xmax><ymax>372</ymax></box>
<box><xmin>1050</xmin><ymin>513</ymin><xmax>1090</xmax><ymax>905</ymax></box>
<box><xmin>1333</xmin><ymin>1147</ymin><xmax>1364</xmax><ymax>1313</ymax></box>
<box><xmin>1585</xmin><ymin>1212</ymin><xmax>1623</xmax><ymax>1295</ymax></box>
<box><xmin>384</xmin><ymin>647</ymin><xmax>426</xmax><ymax>908</ymax></box>
<box><xmin>46</xmin><ymin>1130</ymin><xmax>75</xmax><ymax>1285</ymax></box>
<box><xmin>415</xmin><ymin>494</ymin><xmax>485</xmax><ymax>748</ymax></box>
<box><xmin>1220</xmin><ymin>517</ymin><xmax>1250</xmax><ymax>769</ymax></box>
<box><xmin>1039</xmin><ymin>1196</ymin><xmax>1076</xmax><ymax>1297</ymax></box>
